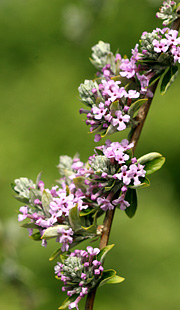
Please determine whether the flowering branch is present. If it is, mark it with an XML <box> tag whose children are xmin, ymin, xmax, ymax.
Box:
<box><xmin>12</xmin><ymin>2</ymin><xmax>180</xmax><ymax>310</ymax></box>
<box><xmin>85</xmin><ymin>4</ymin><xmax>180</xmax><ymax>310</ymax></box>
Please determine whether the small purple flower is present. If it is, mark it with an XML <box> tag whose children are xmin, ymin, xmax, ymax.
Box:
<box><xmin>56</xmin><ymin>227</ymin><xmax>74</xmax><ymax>252</ymax></box>
<box><xmin>18</xmin><ymin>206</ymin><xmax>28</xmax><ymax>222</ymax></box>
<box><xmin>97</xmin><ymin>197</ymin><xmax>114</xmax><ymax>211</ymax></box>
<box><xmin>86</xmin><ymin>246</ymin><xmax>100</xmax><ymax>256</ymax></box>
<box><xmin>152</xmin><ymin>38</ymin><xmax>169</xmax><ymax>53</ymax></box>
<box><xmin>112</xmin><ymin>196</ymin><xmax>130</xmax><ymax>210</ymax></box>
<box><xmin>94</xmin><ymin>134</ymin><xmax>101</xmax><ymax>142</ymax></box>
<box><xmin>81</xmin><ymin>273</ymin><xmax>87</xmax><ymax>280</ymax></box>
<box><xmin>91</xmin><ymin>102</ymin><xmax>107</xmax><ymax>120</ymax></box>
<box><xmin>111</xmin><ymin>111</ymin><xmax>130</xmax><ymax>131</ymax></box>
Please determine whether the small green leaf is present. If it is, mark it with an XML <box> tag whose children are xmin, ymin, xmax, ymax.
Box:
<box><xmin>41</xmin><ymin>225</ymin><xmax>69</xmax><ymax>240</ymax></box>
<box><xmin>144</xmin><ymin>157</ymin><xmax>165</xmax><ymax>175</ymax></box>
<box><xmin>137</xmin><ymin>152</ymin><xmax>163</xmax><ymax>165</ymax></box>
<box><xmin>95</xmin><ymin>148</ymin><xmax>104</xmax><ymax>156</ymax></box>
<box><xmin>89</xmin><ymin>124</ymin><xmax>103</xmax><ymax>134</ymax></box>
<box><xmin>110</xmin><ymin>100</ymin><xmax>120</xmax><ymax>117</ymax></box>
<box><xmin>73</xmin><ymin>177</ymin><xmax>87</xmax><ymax>193</ymax></box>
<box><xmin>137</xmin><ymin>152</ymin><xmax>165</xmax><ymax>175</ymax></box>
<box><xmin>101</xmin><ymin>124</ymin><xmax>117</xmax><ymax>138</ymax></box>
<box><xmin>69</xmin><ymin>204</ymin><xmax>85</xmax><ymax>232</ymax></box>
<box><xmin>79</xmin><ymin>207</ymin><xmax>96</xmax><ymax>217</ymax></box>
<box><xmin>21</xmin><ymin>222</ymin><xmax>38</xmax><ymax>229</ymax></box>
<box><xmin>148</xmin><ymin>70</ymin><xmax>165</xmax><ymax>87</ymax></box>
<box><xmin>49</xmin><ymin>247</ymin><xmax>62</xmax><ymax>261</ymax></box>
<box><xmin>160</xmin><ymin>65</ymin><xmax>178</xmax><ymax>95</ymax></box>
<box><xmin>29</xmin><ymin>232</ymin><xmax>41</xmax><ymax>241</ymax></box>
<box><xmin>60</xmin><ymin>253</ymin><xmax>70</xmax><ymax>263</ymax></box>
<box><xmin>128</xmin><ymin>98</ymin><xmax>148</xmax><ymax>117</ymax></box>
<box><xmin>97</xmin><ymin>244</ymin><xmax>114</xmax><ymax>264</ymax></box>
<box><xmin>99</xmin><ymin>269</ymin><xmax>116</xmax><ymax>287</ymax></box>
<box><xmin>42</xmin><ymin>190</ymin><xmax>52</xmax><ymax>216</ymax></box>
<box><xmin>81</xmin><ymin>223</ymin><xmax>97</xmax><ymax>235</ymax></box>
<box><xmin>125</xmin><ymin>188</ymin><xmax>137</xmax><ymax>218</ymax></box>
<box><xmin>105</xmin><ymin>180</ymin><xmax>115</xmax><ymax>192</ymax></box>
<box><xmin>104</xmin><ymin>274</ymin><xmax>125</xmax><ymax>285</ymax></box>
<box><xmin>13</xmin><ymin>195</ymin><xmax>30</xmax><ymax>204</ymax></box>
<box><xmin>58</xmin><ymin>296</ymin><xmax>78</xmax><ymax>310</ymax></box>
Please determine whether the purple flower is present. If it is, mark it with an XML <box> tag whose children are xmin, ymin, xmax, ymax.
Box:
<box><xmin>111</xmin><ymin>111</ymin><xmax>130</xmax><ymax>131</ymax></box>
<box><xmin>86</xmin><ymin>246</ymin><xmax>100</xmax><ymax>256</ymax></box>
<box><xmin>152</xmin><ymin>38</ymin><xmax>169</xmax><ymax>53</ymax></box>
<box><xmin>56</xmin><ymin>227</ymin><xmax>74</xmax><ymax>252</ymax></box>
<box><xmin>113</xmin><ymin>165</ymin><xmax>131</xmax><ymax>185</ymax></box>
<box><xmin>97</xmin><ymin>197</ymin><xmax>114</xmax><ymax>211</ymax></box>
<box><xmin>94</xmin><ymin>134</ymin><xmax>101</xmax><ymax>142</ymax></box>
<box><xmin>18</xmin><ymin>206</ymin><xmax>28</xmax><ymax>222</ymax></box>
<box><xmin>128</xmin><ymin>163</ymin><xmax>146</xmax><ymax>186</ymax></box>
<box><xmin>171</xmin><ymin>45</ymin><xmax>180</xmax><ymax>63</ymax></box>
<box><xmin>112</xmin><ymin>196</ymin><xmax>130</xmax><ymax>210</ymax></box>
<box><xmin>91</xmin><ymin>102</ymin><xmax>107</xmax><ymax>120</ymax></box>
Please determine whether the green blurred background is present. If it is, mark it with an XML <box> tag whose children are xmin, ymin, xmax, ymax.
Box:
<box><xmin>0</xmin><ymin>0</ymin><xmax>180</xmax><ymax>309</ymax></box>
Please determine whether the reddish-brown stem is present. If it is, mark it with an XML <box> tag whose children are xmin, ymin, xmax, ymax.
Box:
<box><xmin>85</xmin><ymin>10</ymin><xmax>180</xmax><ymax>310</ymax></box>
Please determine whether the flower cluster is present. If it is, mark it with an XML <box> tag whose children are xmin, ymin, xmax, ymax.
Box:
<box><xmin>14</xmin><ymin>140</ymin><xmax>147</xmax><ymax>251</ymax></box>
<box><xmin>156</xmin><ymin>0</ymin><xmax>178</xmax><ymax>26</ymax></box>
<box><xmin>54</xmin><ymin>246</ymin><xmax>103</xmax><ymax>310</ymax></box>
<box><xmin>85</xmin><ymin>139</ymin><xmax>146</xmax><ymax>211</ymax></box>
<box><xmin>78</xmin><ymin>43</ymin><xmax>149</xmax><ymax>142</ymax></box>
<box><xmin>79</xmin><ymin>20</ymin><xmax>180</xmax><ymax>141</ymax></box>
<box><xmin>140</xmin><ymin>27</ymin><xmax>180</xmax><ymax>64</ymax></box>
<box><xmin>14</xmin><ymin>172</ymin><xmax>86</xmax><ymax>250</ymax></box>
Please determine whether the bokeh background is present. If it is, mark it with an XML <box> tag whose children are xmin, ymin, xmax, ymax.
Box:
<box><xmin>0</xmin><ymin>0</ymin><xmax>180</xmax><ymax>309</ymax></box>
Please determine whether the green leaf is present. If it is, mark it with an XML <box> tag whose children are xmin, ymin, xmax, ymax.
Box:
<box><xmin>128</xmin><ymin>98</ymin><xmax>148</xmax><ymax>118</ymax></box>
<box><xmin>129</xmin><ymin>176</ymin><xmax>150</xmax><ymax>189</ymax></box>
<box><xmin>29</xmin><ymin>232</ymin><xmax>41</xmax><ymax>241</ymax></box>
<box><xmin>21</xmin><ymin>222</ymin><xmax>38</xmax><ymax>229</ymax></box>
<box><xmin>125</xmin><ymin>188</ymin><xmax>137</xmax><ymax>218</ymax></box>
<box><xmin>104</xmin><ymin>181</ymin><xmax>116</xmax><ymax>192</ymax></box>
<box><xmin>36</xmin><ymin>171</ymin><xmax>42</xmax><ymax>188</ymax></box>
<box><xmin>41</xmin><ymin>225</ymin><xmax>69</xmax><ymax>240</ymax></box>
<box><xmin>148</xmin><ymin>70</ymin><xmax>165</xmax><ymax>87</ymax></box>
<box><xmin>137</xmin><ymin>152</ymin><xmax>165</xmax><ymax>175</ymax></box>
<box><xmin>101</xmin><ymin>124</ymin><xmax>117</xmax><ymax>138</ymax></box>
<box><xmin>104</xmin><ymin>274</ymin><xmax>125</xmax><ymax>285</ymax></box>
<box><xmin>89</xmin><ymin>124</ymin><xmax>103</xmax><ymax>134</ymax></box>
<box><xmin>58</xmin><ymin>296</ymin><xmax>78</xmax><ymax>310</ymax></box>
<box><xmin>99</xmin><ymin>269</ymin><xmax>116</xmax><ymax>287</ymax></box>
<box><xmin>42</xmin><ymin>190</ymin><xmax>52</xmax><ymax>216</ymax></box>
<box><xmin>13</xmin><ymin>195</ymin><xmax>30</xmax><ymax>204</ymax></box>
<box><xmin>144</xmin><ymin>157</ymin><xmax>165</xmax><ymax>175</ymax></box>
<box><xmin>81</xmin><ymin>212</ymin><xmax>97</xmax><ymax>236</ymax></box>
<box><xmin>73</xmin><ymin>177</ymin><xmax>87</xmax><ymax>193</ymax></box>
<box><xmin>160</xmin><ymin>65</ymin><xmax>178</xmax><ymax>95</ymax></box>
<box><xmin>97</xmin><ymin>244</ymin><xmax>114</xmax><ymax>264</ymax></box>
<box><xmin>137</xmin><ymin>152</ymin><xmax>163</xmax><ymax>165</ymax></box>
<box><xmin>49</xmin><ymin>247</ymin><xmax>62</xmax><ymax>261</ymax></box>
<box><xmin>95</xmin><ymin>148</ymin><xmax>104</xmax><ymax>156</ymax></box>
<box><xmin>69</xmin><ymin>204</ymin><xmax>85</xmax><ymax>232</ymax></box>
<box><xmin>79</xmin><ymin>207</ymin><xmax>96</xmax><ymax>217</ymax></box>
<box><xmin>110</xmin><ymin>100</ymin><xmax>120</xmax><ymax>117</ymax></box>
<box><xmin>81</xmin><ymin>223</ymin><xmax>97</xmax><ymax>235</ymax></box>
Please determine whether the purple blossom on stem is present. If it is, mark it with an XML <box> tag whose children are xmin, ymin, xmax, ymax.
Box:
<box><xmin>111</xmin><ymin>111</ymin><xmax>130</xmax><ymax>131</ymax></box>
<box><xmin>18</xmin><ymin>206</ymin><xmax>28</xmax><ymax>222</ymax></box>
